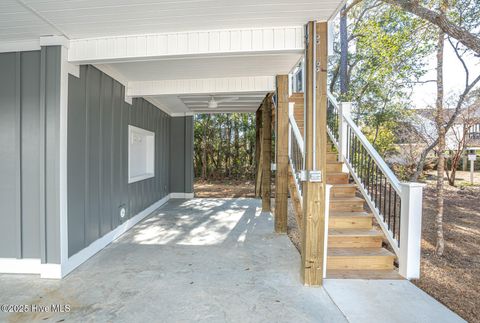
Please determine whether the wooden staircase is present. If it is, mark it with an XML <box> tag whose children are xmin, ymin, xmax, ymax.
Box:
<box><xmin>288</xmin><ymin>92</ymin><xmax>401</xmax><ymax>279</ymax></box>
<box><xmin>325</xmin><ymin>145</ymin><xmax>400</xmax><ymax>279</ymax></box>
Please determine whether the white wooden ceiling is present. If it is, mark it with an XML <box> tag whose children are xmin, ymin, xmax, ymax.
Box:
<box><xmin>1</xmin><ymin>0</ymin><xmax>343</xmax><ymax>115</ymax></box>
<box><xmin>106</xmin><ymin>54</ymin><xmax>300</xmax><ymax>81</ymax></box>
<box><xmin>1</xmin><ymin>0</ymin><xmax>343</xmax><ymax>41</ymax></box>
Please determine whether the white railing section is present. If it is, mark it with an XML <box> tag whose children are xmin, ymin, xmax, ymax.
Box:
<box><xmin>288</xmin><ymin>103</ymin><xmax>304</xmax><ymax>205</ymax></box>
<box><xmin>327</xmin><ymin>92</ymin><xmax>424</xmax><ymax>279</ymax></box>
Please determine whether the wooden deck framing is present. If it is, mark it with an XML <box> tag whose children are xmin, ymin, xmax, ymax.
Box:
<box><xmin>274</xmin><ymin>75</ymin><xmax>289</xmax><ymax>233</ymax></box>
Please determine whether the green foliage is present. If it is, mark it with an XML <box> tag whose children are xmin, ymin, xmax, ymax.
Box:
<box><xmin>329</xmin><ymin>0</ymin><xmax>436</xmax><ymax>155</ymax></box>
<box><xmin>194</xmin><ymin>113</ymin><xmax>257</xmax><ymax>180</ymax></box>
<box><xmin>362</xmin><ymin>123</ymin><xmax>399</xmax><ymax>156</ymax></box>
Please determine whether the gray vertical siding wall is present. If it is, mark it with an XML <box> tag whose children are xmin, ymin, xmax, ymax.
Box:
<box><xmin>170</xmin><ymin>116</ymin><xmax>194</xmax><ymax>194</ymax></box>
<box><xmin>0</xmin><ymin>47</ymin><xmax>61</xmax><ymax>263</ymax></box>
<box><xmin>67</xmin><ymin>65</ymin><xmax>173</xmax><ymax>257</ymax></box>
<box><xmin>1</xmin><ymin>52</ymin><xmax>194</xmax><ymax>263</ymax></box>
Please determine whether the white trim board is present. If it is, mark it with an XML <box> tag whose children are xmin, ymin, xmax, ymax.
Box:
<box><xmin>128</xmin><ymin>125</ymin><xmax>156</xmax><ymax>184</ymax></box>
<box><xmin>171</xmin><ymin>192</ymin><xmax>194</xmax><ymax>199</ymax></box>
<box><xmin>59</xmin><ymin>45</ymin><xmax>70</xmax><ymax>275</ymax></box>
<box><xmin>60</xmin><ymin>194</ymin><xmax>171</xmax><ymax>278</ymax></box>
<box><xmin>0</xmin><ymin>39</ymin><xmax>40</xmax><ymax>53</ymax></box>
<box><xmin>0</xmin><ymin>258</ymin><xmax>41</xmax><ymax>275</ymax></box>
<box><xmin>0</xmin><ymin>194</ymin><xmax>171</xmax><ymax>279</ymax></box>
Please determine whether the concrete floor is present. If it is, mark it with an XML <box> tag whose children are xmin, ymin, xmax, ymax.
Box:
<box><xmin>0</xmin><ymin>198</ymin><xmax>465</xmax><ymax>323</ymax></box>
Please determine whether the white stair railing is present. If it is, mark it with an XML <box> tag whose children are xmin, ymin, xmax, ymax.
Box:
<box><xmin>288</xmin><ymin>103</ymin><xmax>304</xmax><ymax>205</ymax></box>
<box><xmin>327</xmin><ymin>92</ymin><xmax>424</xmax><ymax>280</ymax></box>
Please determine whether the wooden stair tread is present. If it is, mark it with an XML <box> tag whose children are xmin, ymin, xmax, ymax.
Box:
<box><xmin>329</xmin><ymin>229</ymin><xmax>383</xmax><ymax>237</ymax></box>
<box><xmin>327</xmin><ymin>161</ymin><xmax>342</xmax><ymax>164</ymax></box>
<box><xmin>328</xmin><ymin>248</ymin><xmax>395</xmax><ymax>258</ymax></box>
<box><xmin>330</xmin><ymin>184</ymin><xmax>357</xmax><ymax>189</ymax></box>
<box><xmin>330</xmin><ymin>211</ymin><xmax>372</xmax><ymax>217</ymax></box>
<box><xmin>331</xmin><ymin>197</ymin><xmax>364</xmax><ymax>202</ymax></box>
<box><xmin>326</xmin><ymin>269</ymin><xmax>403</xmax><ymax>280</ymax></box>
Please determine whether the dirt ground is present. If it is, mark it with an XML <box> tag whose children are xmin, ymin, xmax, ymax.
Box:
<box><xmin>194</xmin><ymin>173</ymin><xmax>480</xmax><ymax>322</ymax></box>
<box><xmin>194</xmin><ymin>179</ymin><xmax>256</xmax><ymax>198</ymax></box>
<box><xmin>413</xmin><ymin>171</ymin><xmax>480</xmax><ymax>322</ymax></box>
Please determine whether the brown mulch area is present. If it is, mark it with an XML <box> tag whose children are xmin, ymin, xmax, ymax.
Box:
<box><xmin>412</xmin><ymin>172</ymin><xmax>480</xmax><ymax>323</ymax></box>
<box><xmin>194</xmin><ymin>176</ymin><xmax>479</xmax><ymax>322</ymax></box>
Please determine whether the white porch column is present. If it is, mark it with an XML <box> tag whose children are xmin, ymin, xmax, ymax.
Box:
<box><xmin>399</xmin><ymin>182</ymin><xmax>425</xmax><ymax>279</ymax></box>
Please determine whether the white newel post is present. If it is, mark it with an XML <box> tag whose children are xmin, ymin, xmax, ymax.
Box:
<box><xmin>338</xmin><ymin>103</ymin><xmax>352</xmax><ymax>169</ymax></box>
<box><xmin>399</xmin><ymin>182</ymin><xmax>425</xmax><ymax>279</ymax></box>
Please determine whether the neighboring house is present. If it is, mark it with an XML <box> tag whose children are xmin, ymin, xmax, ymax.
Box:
<box><xmin>390</xmin><ymin>105</ymin><xmax>480</xmax><ymax>165</ymax></box>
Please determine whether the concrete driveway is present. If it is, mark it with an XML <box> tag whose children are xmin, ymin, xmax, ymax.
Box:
<box><xmin>0</xmin><ymin>198</ymin><xmax>464</xmax><ymax>322</ymax></box>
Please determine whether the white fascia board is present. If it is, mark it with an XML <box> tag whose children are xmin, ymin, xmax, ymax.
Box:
<box><xmin>127</xmin><ymin>76</ymin><xmax>275</xmax><ymax>97</ymax></box>
<box><xmin>40</xmin><ymin>35</ymin><xmax>70</xmax><ymax>48</ymax></box>
<box><xmin>68</xmin><ymin>26</ymin><xmax>304</xmax><ymax>64</ymax></box>
<box><xmin>0</xmin><ymin>39</ymin><xmax>40</xmax><ymax>53</ymax></box>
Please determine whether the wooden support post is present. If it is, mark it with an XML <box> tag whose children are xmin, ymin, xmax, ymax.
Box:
<box><xmin>262</xmin><ymin>96</ymin><xmax>272</xmax><ymax>212</ymax></box>
<box><xmin>275</xmin><ymin>75</ymin><xmax>289</xmax><ymax>233</ymax></box>
<box><xmin>301</xmin><ymin>21</ymin><xmax>328</xmax><ymax>286</ymax></box>
<box><xmin>255</xmin><ymin>107</ymin><xmax>263</xmax><ymax>197</ymax></box>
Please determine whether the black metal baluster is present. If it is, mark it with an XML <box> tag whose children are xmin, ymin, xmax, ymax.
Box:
<box><xmin>387</xmin><ymin>184</ymin><xmax>392</xmax><ymax>230</ymax></box>
<box><xmin>383</xmin><ymin>177</ymin><xmax>387</xmax><ymax>221</ymax></box>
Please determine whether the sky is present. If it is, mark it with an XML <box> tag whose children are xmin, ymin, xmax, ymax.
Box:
<box><xmin>411</xmin><ymin>42</ymin><xmax>480</xmax><ymax>109</ymax></box>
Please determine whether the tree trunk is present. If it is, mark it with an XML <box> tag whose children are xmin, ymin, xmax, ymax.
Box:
<box><xmin>340</xmin><ymin>5</ymin><xmax>348</xmax><ymax>95</ymax></box>
<box><xmin>435</xmin><ymin>26</ymin><xmax>445</xmax><ymax>256</ymax></box>
<box><xmin>234</xmin><ymin>116</ymin><xmax>240</xmax><ymax>178</ymax></box>
<box><xmin>225</xmin><ymin>115</ymin><xmax>231</xmax><ymax>177</ymax></box>
<box><xmin>201</xmin><ymin>117</ymin><xmax>208</xmax><ymax>179</ymax></box>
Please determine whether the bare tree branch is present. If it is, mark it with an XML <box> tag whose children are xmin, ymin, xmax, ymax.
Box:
<box><xmin>382</xmin><ymin>0</ymin><xmax>480</xmax><ymax>55</ymax></box>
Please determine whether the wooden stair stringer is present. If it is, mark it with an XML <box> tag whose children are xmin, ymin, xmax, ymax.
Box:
<box><xmin>287</xmin><ymin>166</ymin><xmax>303</xmax><ymax>232</ymax></box>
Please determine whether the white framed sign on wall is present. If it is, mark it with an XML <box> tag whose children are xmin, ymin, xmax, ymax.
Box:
<box><xmin>128</xmin><ymin>125</ymin><xmax>155</xmax><ymax>183</ymax></box>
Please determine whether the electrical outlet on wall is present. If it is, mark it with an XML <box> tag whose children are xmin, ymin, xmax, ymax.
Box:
<box><xmin>119</xmin><ymin>204</ymin><xmax>127</xmax><ymax>219</ymax></box>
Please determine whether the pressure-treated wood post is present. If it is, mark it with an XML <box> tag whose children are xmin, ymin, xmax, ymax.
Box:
<box><xmin>262</xmin><ymin>96</ymin><xmax>272</xmax><ymax>212</ymax></box>
<box><xmin>301</xmin><ymin>21</ymin><xmax>328</xmax><ymax>286</ymax></box>
<box><xmin>275</xmin><ymin>75</ymin><xmax>289</xmax><ymax>233</ymax></box>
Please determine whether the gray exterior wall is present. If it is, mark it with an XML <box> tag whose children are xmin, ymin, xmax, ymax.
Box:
<box><xmin>67</xmin><ymin>65</ymin><xmax>173</xmax><ymax>257</ymax></box>
<box><xmin>170</xmin><ymin>116</ymin><xmax>194</xmax><ymax>194</ymax></box>
<box><xmin>1</xmin><ymin>53</ymin><xmax>194</xmax><ymax>263</ymax></box>
<box><xmin>0</xmin><ymin>47</ymin><xmax>61</xmax><ymax>263</ymax></box>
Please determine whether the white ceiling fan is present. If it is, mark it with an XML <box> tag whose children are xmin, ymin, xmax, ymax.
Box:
<box><xmin>207</xmin><ymin>96</ymin><xmax>239</xmax><ymax>109</ymax></box>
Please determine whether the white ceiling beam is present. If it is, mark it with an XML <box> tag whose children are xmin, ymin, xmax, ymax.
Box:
<box><xmin>127</xmin><ymin>76</ymin><xmax>275</xmax><ymax>97</ymax></box>
<box><xmin>191</xmin><ymin>109</ymin><xmax>259</xmax><ymax>114</ymax></box>
<box><xmin>68</xmin><ymin>26</ymin><xmax>304</xmax><ymax>64</ymax></box>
